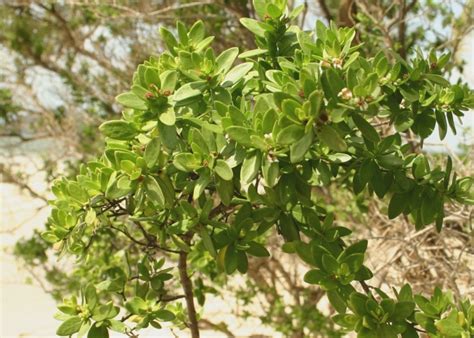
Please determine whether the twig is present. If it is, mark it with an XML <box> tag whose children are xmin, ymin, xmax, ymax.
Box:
<box><xmin>0</xmin><ymin>165</ymin><xmax>49</xmax><ymax>202</ymax></box>
<box><xmin>317</xmin><ymin>0</ymin><xmax>333</xmax><ymax>22</ymax></box>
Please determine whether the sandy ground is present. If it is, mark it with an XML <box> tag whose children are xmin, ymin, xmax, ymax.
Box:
<box><xmin>1</xmin><ymin>164</ymin><xmax>58</xmax><ymax>337</ymax></box>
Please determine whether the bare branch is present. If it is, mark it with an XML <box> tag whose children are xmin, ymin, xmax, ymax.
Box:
<box><xmin>316</xmin><ymin>0</ymin><xmax>333</xmax><ymax>22</ymax></box>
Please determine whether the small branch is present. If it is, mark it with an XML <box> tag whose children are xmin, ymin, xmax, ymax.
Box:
<box><xmin>109</xmin><ymin>225</ymin><xmax>148</xmax><ymax>247</ymax></box>
<box><xmin>0</xmin><ymin>165</ymin><xmax>48</xmax><ymax>202</ymax></box>
<box><xmin>359</xmin><ymin>280</ymin><xmax>372</xmax><ymax>295</ymax></box>
<box><xmin>148</xmin><ymin>1</ymin><xmax>213</xmax><ymax>16</ymax></box>
<box><xmin>132</xmin><ymin>221</ymin><xmax>181</xmax><ymax>254</ymax></box>
<box><xmin>120</xmin><ymin>313</ymin><xmax>133</xmax><ymax>322</ymax></box>
<box><xmin>317</xmin><ymin>0</ymin><xmax>333</xmax><ymax>22</ymax></box>
<box><xmin>199</xmin><ymin>318</ymin><xmax>235</xmax><ymax>337</ymax></box>
<box><xmin>178</xmin><ymin>249</ymin><xmax>200</xmax><ymax>338</ymax></box>
<box><xmin>160</xmin><ymin>294</ymin><xmax>185</xmax><ymax>302</ymax></box>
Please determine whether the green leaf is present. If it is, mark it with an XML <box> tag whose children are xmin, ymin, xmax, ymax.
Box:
<box><xmin>105</xmin><ymin>173</ymin><xmax>130</xmax><ymax>199</ymax></box>
<box><xmin>240</xmin><ymin>18</ymin><xmax>266</xmax><ymax>37</ymax></box>
<box><xmin>388</xmin><ymin>193</ymin><xmax>409</xmax><ymax>219</ymax></box>
<box><xmin>327</xmin><ymin>290</ymin><xmax>347</xmax><ymax>313</ymax></box>
<box><xmin>173</xmin><ymin>153</ymin><xmax>201</xmax><ymax>172</ymax></box>
<box><xmin>414</xmin><ymin>295</ymin><xmax>438</xmax><ymax>316</ymax></box>
<box><xmin>216</xmin><ymin>175</ymin><xmax>233</xmax><ymax>206</ymax></box>
<box><xmin>276</xmin><ymin>125</ymin><xmax>305</xmax><ymax>145</ymax></box>
<box><xmin>125</xmin><ymin>297</ymin><xmax>147</xmax><ymax>315</ymax></box>
<box><xmin>319</xmin><ymin>125</ymin><xmax>347</xmax><ymax>151</ymax></box>
<box><xmin>109</xmin><ymin>320</ymin><xmax>127</xmax><ymax>333</ymax></box>
<box><xmin>222</xmin><ymin>62</ymin><xmax>253</xmax><ymax>87</ymax></box>
<box><xmin>342</xmin><ymin>253</ymin><xmax>364</xmax><ymax>272</ymax></box>
<box><xmin>246</xmin><ymin>241</ymin><xmax>270</xmax><ymax>257</ymax></box>
<box><xmin>192</xmin><ymin>35</ymin><xmax>213</xmax><ymax>51</ymax></box>
<box><xmin>160</xmin><ymin>70</ymin><xmax>178</xmax><ymax>92</ymax></box>
<box><xmin>85</xmin><ymin>284</ymin><xmax>98</xmax><ymax>311</ymax></box>
<box><xmin>371</xmin><ymin>169</ymin><xmax>392</xmax><ymax>198</ymax></box>
<box><xmin>308</xmin><ymin>90</ymin><xmax>323</xmax><ymax>117</ymax></box>
<box><xmin>400</xmin><ymin>87</ymin><xmax>419</xmax><ymax>102</ymax></box>
<box><xmin>176</xmin><ymin>21</ymin><xmax>188</xmax><ymax>44</ymax></box>
<box><xmin>144</xmin><ymin>138</ymin><xmax>161</xmax><ymax>168</ymax></box>
<box><xmin>240</xmin><ymin>152</ymin><xmax>261</xmax><ymax>183</ymax></box>
<box><xmin>304</xmin><ymin>269</ymin><xmax>325</xmax><ymax>284</ymax></box>
<box><xmin>341</xmin><ymin>240</ymin><xmax>368</xmax><ymax>258</ymax></box>
<box><xmin>321</xmin><ymin>68</ymin><xmax>344</xmax><ymax>99</ymax></box>
<box><xmin>262</xmin><ymin>160</ymin><xmax>279</xmax><ymax>187</ymax></box>
<box><xmin>144</xmin><ymin>176</ymin><xmax>165</xmax><ymax>207</ymax></box>
<box><xmin>99</xmin><ymin>120</ymin><xmax>138</xmax><ymax>140</ymax></box>
<box><xmin>435</xmin><ymin>110</ymin><xmax>448</xmax><ymax>140</ymax></box>
<box><xmin>116</xmin><ymin>92</ymin><xmax>147</xmax><ymax>110</ymax></box>
<box><xmin>424</xmin><ymin>73</ymin><xmax>450</xmax><ymax>86</ymax></box>
<box><xmin>129</xmin><ymin>84</ymin><xmax>147</xmax><ymax>98</ymax></box>
<box><xmin>145</xmin><ymin>67</ymin><xmax>160</xmax><ymax>87</ymax></box>
<box><xmin>295</xmin><ymin>241</ymin><xmax>315</xmax><ymax>265</ymax></box>
<box><xmin>322</xmin><ymin>254</ymin><xmax>339</xmax><ymax>274</ymax></box>
<box><xmin>155</xmin><ymin>309</ymin><xmax>175</xmax><ymax>322</ymax></box>
<box><xmin>57</xmin><ymin>317</ymin><xmax>83</xmax><ymax>336</ymax></box>
<box><xmin>216</xmin><ymin>47</ymin><xmax>239</xmax><ymax>74</ymax></box>
<box><xmin>87</xmin><ymin>323</ymin><xmax>109</xmax><ymax>338</ymax></box>
<box><xmin>92</xmin><ymin>303</ymin><xmax>118</xmax><ymax>321</ymax></box>
<box><xmin>290</xmin><ymin>131</ymin><xmax>313</xmax><ymax>163</ymax></box>
<box><xmin>77</xmin><ymin>321</ymin><xmax>91</xmax><ymax>338</ymax></box>
<box><xmin>236</xmin><ymin>250</ymin><xmax>249</xmax><ymax>273</ymax></box>
<box><xmin>327</xmin><ymin>153</ymin><xmax>352</xmax><ymax>163</ymax></box>
<box><xmin>224</xmin><ymin>245</ymin><xmax>238</xmax><ymax>274</ymax></box>
<box><xmin>279</xmin><ymin>213</ymin><xmax>300</xmax><ymax>242</ymax></box>
<box><xmin>444</xmin><ymin>156</ymin><xmax>452</xmax><ymax>189</ymax></box>
<box><xmin>391</xmin><ymin>301</ymin><xmax>415</xmax><ymax>321</ymax></box>
<box><xmin>226</xmin><ymin>126</ymin><xmax>253</xmax><ymax>146</ymax></box>
<box><xmin>349</xmin><ymin>292</ymin><xmax>368</xmax><ymax>316</ymax></box>
<box><xmin>199</xmin><ymin>226</ymin><xmax>217</xmax><ymax>258</ymax></box>
<box><xmin>159</xmin><ymin>107</ymin><xmax>176</xmax><ymax>126</ymax></box>
<box><xmin>378</xmin><ymin>154</ymin><xmax>403</xmax><ymax>169</ymax></box>
<box><xmin>174</xmin><ymin>81</ymin><xmax>206</xmax><ymax>102</ymax></box>
<box><xmin>401</xmin><ymin>325</ymin><xmax>419</xmax><ymax>338</ymax></box>
<box><xmin>266</xmin><ymin>3</ymin><xmax>282</xmax><ymax>19</ymax></box>
<box><xmin>57</xmin><ymin>305</ymin><xmax>77</xmax><ymax>316</ymax></box>
<box><xmin>332</xmin><ymin>314</ymin><xmax>357</xmax><ymax>330</ymax></box>
<box><xmin>159</xmin><ymin>26</ymin><xmax>178</xmax><ymax>52</ymax></box>
<box><xmin>41</xmin><ymin>231</ymin><xmax>59</xmax><ymax>243</ymax></box>
<box><xmin>352</xmin><ymin>114</ymin><xmax>380</xmax><ymax>143</ymax></box>
<box><xmin>158</xmin><ymin>122</ymin><xmax>178</xmax><ymax>149</ymax></box>
<box><xmin>188</xmin><ymin>20</ymin><xmax>205</xmax><ymax>44</ymax></box>
<box><xmin>193</xmin><ymin>169</ymin><xmax>211</xmax><ymax>200</ymax></box>
<box><xmin>398</xmin><ymin>284</ymin><xmax>413</xmax><ymax>302</ymax></box>
<box><xmin>239</xmin><ymin>48</ymin><xmax>268</xmax><ymax>58</ymax></box>
<box><xmin>214</xmin><ymin>159</ymin><xmax>233</xmax><ymax>181</ymax></box>
<box><xmin>253</xmin><ymin>0</ymin><xmax>266</xmax><ymax>18</ymax></box>
<box><xmin>435</xmin><ymin>310</ymin><xmax>464</xmax><ymax>336</ymax></box>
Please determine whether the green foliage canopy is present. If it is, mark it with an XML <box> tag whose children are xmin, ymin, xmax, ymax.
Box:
<box><xmin>40</xmin><ymin>1</ymin><xmax>473</xmax><ymax>337</ymax></box>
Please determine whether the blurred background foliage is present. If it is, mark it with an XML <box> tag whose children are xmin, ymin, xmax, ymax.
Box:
<box><xmin>1</xmin><ymin>0</ymin><xmax>472</xmax><ymax>336</ymax></box>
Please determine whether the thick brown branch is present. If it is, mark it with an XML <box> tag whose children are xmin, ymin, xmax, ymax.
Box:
<box><xmin>398</xmin><ymin>0</ymin><xmax>417</xmax><ymax>59</ymax></box>
<box><xmin>178</xmin><ymin>249</ymin><xmax>200</xmax><ymax>338</ymax></box>
<box><xmin>338</xmin><ymin>0</ymin><xmax>356</xmax><ymax>27</ymax></box>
